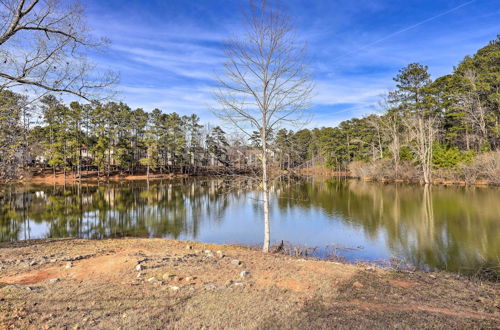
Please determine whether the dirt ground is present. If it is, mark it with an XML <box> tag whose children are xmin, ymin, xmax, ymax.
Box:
<box><xmin>0</xmin><ymin>238</ymin><xmax>498</xmax><ymax>329</ymax></box>
<box><xmin>12</xmin><ymin>171</ymin><xmax>186</xmax><ymax>185</ymax></box>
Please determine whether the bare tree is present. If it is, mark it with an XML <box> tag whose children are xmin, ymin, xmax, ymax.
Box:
<box><xmin>213</xmin><ymin>0</ymin><xmax>313</xmax><ymax>252</ymax></box>
<box><xmin>0</xmin><ymin>0</ymin><xmax>117</xmax><ymax>100</ymax></box>
<box><xmin>458</xmin><ymin>69</ymin><xmax>490</xmax><ymax>150</ymax></box>
<box><xmin>378</xmin><ymin>93</ymin><xmax>403</xmax><ymax>178</ymax></box>
<box><xmin>404</xmin><ymin>114</ymin><xmax>438</xmax><ymax>184</ymax></box>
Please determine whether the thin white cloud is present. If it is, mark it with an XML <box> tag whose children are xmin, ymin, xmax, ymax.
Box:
<box><xmin>313</xmin><ymin>79</ymin><xmax>387</xmax><ymax>106</ymax></box>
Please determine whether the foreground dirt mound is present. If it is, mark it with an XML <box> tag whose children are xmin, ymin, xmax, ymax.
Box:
<box><xmin>0</xmin><ymin>238</ymin><xmax>498</xmax><ymax>329</ymax></box>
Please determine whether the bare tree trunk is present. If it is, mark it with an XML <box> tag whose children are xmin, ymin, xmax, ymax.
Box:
<box><xmin>262</xmin><ymin>154</ymin><xmax>270</xmax><ymax>252</ymax></box>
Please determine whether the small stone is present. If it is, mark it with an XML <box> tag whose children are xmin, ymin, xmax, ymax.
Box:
<box><xmin>168</xmin><ymin>286</ymin><xmax>180</xmax><ymax>291</ymax></box>
<box><xmin>162</xmin><ymin>273</ymin><xmax>175</xmax><ymax>280</ymax></box>
<box><xmin>429</xmin><ymin>275</ymin><xmax>436</xmax><ymax>279</ymax></box>
<box><xmin>194</xmin><ymin>250</ymin><xmax>202</xmax><ymax>254</ymax></box>
<box><xmin>50</xmin><ymin>259</ymin><xmax>57</xmax><ymax>263</ymax></box>
<box><xmin>29</xmin><ymin>260</ymin><xmax>37</xmax><ymax>267</ymax></box>
<box><xmin>233</xmin><ymin>282</ymin><xmax>244</xmax><ymax>287</ymax></box>
<box><xmin>147</xmin><ymin>277</ymin><xmax>159</xmax><ymax>283</ymax></box>
<box><xmin>185</xmin><ymin>245</ymin><xmax>193</xmax><ymax>250</ymax></box>
<box><xmin>135</xmin><ymin>264</ymin><xmax>145</xmax><ymax>271</ymax></box>
<box><xmin>240</xmin><ymin>271</ymin><xmax>250</xmax><ymax>278</ymax></box>
<box><xmin>216</xmin><ymin>250</ymin><xmax>225</xmax><ymax>258</ymax></box>
<box><xmin>231</xmin><ymin>259</ymin><xmax>241</xmax><ymax>265</ymax></box>
<box><xmin>203</xmin><ymin>250</ymin><xmax>212</xmax><ymax>254</ymax></box>
<box><xmin>204</xmin><ymin>284</ymin><xmax>216</xmax><ymax>290</ymax></box>
<box><xmin>26</xmin><ymin>286</ymin><xmax>32</xmax><ymax>291</ymax></box>
<box><xmin>225</xmin><ymin>280</ymin><xmax>234</xmax><ymax>286</ymax></box>
<box><xmin>206</xmin><ymin>252</ymin><xmax>214</xmax><ymax>258</ymax></box>
<box><xmin>48</xmin><ymin>278</ymin><xmax>59</xmax><ymax>284</ymax></box>
<box><xmin>185</xmin><ymin>276</ymin><xmax>194</xmax><ymax>281</ymax></box>
<box><xmin>65</xmin><ymin>262</ymin><xmax>73</xmax><ymax>269</ymax></box>
<box><xmin>136</xmin><ymin>273</ymin><xmax>142</xmax><ymax>278</ymax></box>
<box><xmin>218</xmin><ymin>286</ymin><xmax>228</xmax><ymax>290</ymax></box>
<box><xmin>352</xmin><ymin>281</ymin><xmax>363</xmax><ymax>288</ymax></box>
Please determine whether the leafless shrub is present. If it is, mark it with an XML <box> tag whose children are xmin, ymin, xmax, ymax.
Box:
<box><xmin>457</xmin><ymin>151</ymin><xmax>500</xmax><ymax>184</ymax></box>
<box><xmin>348</xmin><ymin>159</ymin><xmax>418</xmax><ymax>181</ymax></box>
<box><xmin>348</xmin><ymin>161</ymin><xmax>372</xmax><ymax>179</ymax></box>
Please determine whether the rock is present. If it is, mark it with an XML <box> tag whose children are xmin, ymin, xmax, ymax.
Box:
<box><xmin>429</xmin><ymin>274</ymin><xmax>436</xmax><ymax>279</ymax></box>
<box><xmin>194</xmin><ymin>250</ymin><xmax>202</xmax><ymax>254</ymax></box>
<box><xmin>168</xmin><ymin>286</ymin><xmax>180</xmax><ymax>291</ymax></box>
<box><xmin>65</xmin><ymin>262</ymin><xmax>73</xmax><ymax>269</ymax></box>
<box><xmin>185</xmin><ymin>245</ymin><xmax>193</xmax><ymax>250</ymax></box>
<box><xmin>162</xmin><ymin>273</ymin><xmax>175</xmax><ymax>280</ymax></box>
<box><xmin>233</xmin><ymin>282</ymin><xmax>244</xmax><ymax>287</ymax></box>
<box><xmin>352</xmin><ymin>281</ymin><xmax>363</xmax><ymax>288</ymax></box>
<box><xmin>240</xmin><ymin>271</ymin><xmax>250</xmax><ymax>278</ymax></box>
<box><xmin>29</xmin><ymin>260</ymin><xmax>37</xmax><ymax>267</ymax></box>
<box><xmin>135</xmin><ymin>264</ymin><xmax>145</xmax><ymax>271</ymax></box>
<box><xmin>231</xmin><ymin>259</ymin><xmax>241</xmax><ymax>265</ymax></box>
<box><xmin>147</xmin><ymin>277</ymin><xmax>159</xmax><ymax>283</ymax></box>
<box><xmin>50</xmin><ymin>259</ymin><xmax>57</xmax><ymax>263</ymax></box>
<box><xmin>185</xmin><ymin>276</ymin><xmax>194</xmax><ymax>282</ymax></box>
<box><xmin>225</xmin><ymin>280</ymin><xmax>234</xmax><ymax>286</ymax></box>
<box><xmin>136</xmin><ymin>273</ymin><xmax>142</xmax><ymax>278</ymax></box>
<box><xmin>216</xmin><ymin>250</ymin><xmax>225</xmax><ymax>258</ymax></box>
<box><xmin>217</xmin><ymin>286</ymin><xmax>228</xmax><ymax>290</ymax></box>
<box><xmin>48</xmin><ymin>278</ymin><xmax>59</xmax><ymax>284</ymax></box>
<box><xmin>204</xmin><ymin>284</ymin><xmax>217</xmax><ymax>290</ymax></box>
<box><xmin>203</xmin><ymin>250</ymin><xmax>212</xmax><ymax>254</ymax></box>
<box><xmin>206</xmin><ymin>252</ymin><xmax>214</xmax><ymax>258</ymax></box>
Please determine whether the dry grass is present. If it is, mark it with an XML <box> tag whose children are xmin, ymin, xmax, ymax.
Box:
<box><xmin>0</xmin><ymin>238</ymin><xmax>498</xmax><ymax>329</ymax></box>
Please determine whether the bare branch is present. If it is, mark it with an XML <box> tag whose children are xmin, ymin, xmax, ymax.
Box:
<box><xmin>0</xmin><ymin>0</ymin><xmax>117</xmax><ymax>100</ymax></box>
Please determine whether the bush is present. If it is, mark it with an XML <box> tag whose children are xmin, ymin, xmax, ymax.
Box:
<box><xmin>432</xmin><ymin>143</ymin><xmax>474</xmax><ymax>169</ymax></box>
<box><xmin>457</xmin><ymin>151</ymin><xmax>500</xmax><ymax>184</ymax></box>
<box><xmin>348</xmin><ymin>159</ymin><xmax>418</xmax><ymax>181</ymax></box>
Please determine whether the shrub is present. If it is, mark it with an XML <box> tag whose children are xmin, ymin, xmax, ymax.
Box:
<box><xmin>432</xmin><ymin>143</ymin><xmax>474</xmax><ymax>169</ymax></box>
<box><xmin>457</xmin><ymin>151</ymin><xmax>500</xmax><ymax>184</ymax></box>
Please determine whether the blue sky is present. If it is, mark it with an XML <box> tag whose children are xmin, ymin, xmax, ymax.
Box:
<box><xmin>85</xmin><ymin>0</ymin><xmax>500</xmax><ymax>128</ymax></box>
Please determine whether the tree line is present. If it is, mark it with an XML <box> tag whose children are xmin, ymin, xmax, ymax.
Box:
<box><xmin>1</xmin><ymin>37</ymin><xmax>498</xmax><ymax>183</ymax></box>
<box><xmin>0</xmin><ymin>94</ymin><xmax>238</xmax><ymax>180</ymax></box>
<box><xmin>274</xmin><ymin>37</ymin><xmax>499</xmax><ymax>184</ymax></box>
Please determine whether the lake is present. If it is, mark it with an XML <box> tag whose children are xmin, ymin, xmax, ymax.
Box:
<box><xmin>1</xmin><ymin>177</ymin><xmax>499</xmax><ymax>275</ymax></box>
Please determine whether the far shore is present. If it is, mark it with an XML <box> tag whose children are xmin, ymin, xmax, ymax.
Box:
<box><xmin>0</xmin><ymin>238</ymin><xmax>498</xmax><ymax>328</ymax></box>
<box><xmin>0</xmin><ymin>167</ymin><xmax>498</xmax><ymax>187</ymax></box>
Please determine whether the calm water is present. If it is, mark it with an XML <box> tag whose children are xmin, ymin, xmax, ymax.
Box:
<box><xmin>1</xmin><ymin>178</ymin><xmax>499</xmax><ymax>275</ymax></box>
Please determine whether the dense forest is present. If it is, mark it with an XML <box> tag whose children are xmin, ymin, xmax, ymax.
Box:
<box><xmin>0</xmin><ymin>37</ymin><xmax>498</xmax><ymax>184</ymax></box>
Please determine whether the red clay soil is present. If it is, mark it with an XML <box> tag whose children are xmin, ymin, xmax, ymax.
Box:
<box><xmin>0</xmin><ymin>238</ymin><xmax>498</xmax><ymax>329</ymax></box>
<box><xmin>14</xmin><ymin>171</ymin><xmax>186</xmax><ymax>185</ymax></box>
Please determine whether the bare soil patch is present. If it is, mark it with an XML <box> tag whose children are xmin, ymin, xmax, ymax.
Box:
<box><xmin>0</xmin><ymin>238</ymin><xmax>498</xmax><ymax>329</ymax></box>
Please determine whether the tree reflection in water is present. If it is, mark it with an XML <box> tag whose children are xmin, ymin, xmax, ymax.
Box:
<box><xmin>0</xmin><ymin>178</ymin><xmax>498</xmax><ymax>275</ymax></box>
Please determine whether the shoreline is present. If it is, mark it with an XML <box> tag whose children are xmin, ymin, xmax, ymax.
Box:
<box><xmin>299</xmin><ymin>168</ymin><xmax>499</xmax><ymax>187</ymax></box>
<box><xmin>2</xmin><ymin>169</ymin><xmax>499</xmax><ymax>187</ymax></box>
<box><xmin>0</xmin><ymin>238</ymin><xmax>498</xmax><ymax>328</ymax></box>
